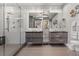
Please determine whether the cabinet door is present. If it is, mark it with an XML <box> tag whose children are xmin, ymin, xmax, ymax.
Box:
<box><xmin>50</xmin><ymin>32</ymin><xmax>67</xmax><ymax>38</ymax></box>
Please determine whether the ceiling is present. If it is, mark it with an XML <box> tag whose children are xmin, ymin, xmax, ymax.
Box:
<box><xmin>29</xmin><ymin>12</ymin><xmax>58</xmax><ymax>20</ymax></box>
<box><xmin>18</xmin><ymin>3</ymin><xmax>66</xmax><ymax>9</ymax></box>
<box><xmin>3</xmin><ymin>3</ymin><xmax>66</xmax><ymax>9</ymax></box>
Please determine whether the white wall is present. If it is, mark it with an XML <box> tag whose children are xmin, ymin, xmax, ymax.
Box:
<box><xmin>63</xmin><ymin>3</ymin><xmax>79</xmax><ymax>50</ymax></box>
<box><xmin>49</xmin><ymin>13</ymin><xmax>66</xmax><ymax>31</ymax></box>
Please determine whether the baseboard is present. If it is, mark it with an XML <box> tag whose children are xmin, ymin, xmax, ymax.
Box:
<box><xmin>27</xmin><ymin>42</ymin><xmax>66</xmax><ymax>46</ymax></box>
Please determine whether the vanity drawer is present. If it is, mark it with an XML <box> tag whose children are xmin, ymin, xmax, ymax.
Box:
<box><xmin>50</xmin><ymin>37</ymin><xmax>67</xmax><ymax>43</ymax></box>
<box><xmin>49</xmin><ymin>32</ymin><xmax>67</xmax><ymax>38</ymax></box>
<box><xmin>32</xmin><ymin>33</ymin><xmax>43</xmax><ymax>37</ymax></box>
<box><xmin>26</xmin><ymin>37</ymin><xmax>43</xmax><ymax>43</ymax></box>
<box><xmin>31</xmin><ymin>38</ymin><xmax>43</xmax><ymax>42</ymax></box>
<box><xmin>26</xmin><ymin>32</ymin><xmax>32</xmax><ymax>37</ymax></box>
<box><xmin>49</xmin><ymin>32</ymin><xmax>68</xmax><ymax>44</ymax></box>
<box><xmin>26</xmin><ymin>37</ymin><xmax>32</xmax><ymax>42</ymax></box>
<box><xmin>26</xmin><ymin>32</ymin><xmax>43</xmax><ymax>37</ymax></box>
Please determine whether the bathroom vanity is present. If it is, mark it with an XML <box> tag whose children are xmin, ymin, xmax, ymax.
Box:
<box><xmin>25</xmin><ymin>11</ymin><xmax>68</xmax><ymax>44</ymax></box>
<box><xmin>26</xmin><ymin>31</ymin><xmax>43</xmax><ymax>44</ymax></box>
<box><xmin>25</xmin><ymin>31</ymin><xmax>68</xmax><ymax>44</ymax></box>
<box><xmin>49</xmin><ymin>31</ymin><xmax>68</xmax><ymax>44</ymax></box>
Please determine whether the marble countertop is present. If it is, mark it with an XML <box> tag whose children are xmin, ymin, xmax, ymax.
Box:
<box><xmin>25</xmin><ymin>28</ymin><xmax>42</xmax><ymax>32</ymax></box>
<box><xmin>25</xmin><ymin>28</ymin><xmax>68</xmax><ymax>32</ymax></box>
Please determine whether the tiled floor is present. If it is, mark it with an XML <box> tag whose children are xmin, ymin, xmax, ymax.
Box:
<box><xmin>17</xmin><ymin>45</ymin><xmax>77</xmax><ymax>56</ymax></box>
<box><xmin>0</xmin><ymin>44</ymin><xmax>20</xmax><ymax>56</ymax></box>
<box><xmin>5</xmin><ymin>44</ymin><xmax>20</xmax><ymax>56</ymax></box>
<box><xmin>0</xmin><ymin>45</ymin><xmax>3</xmax><ymax>56</ymax></box>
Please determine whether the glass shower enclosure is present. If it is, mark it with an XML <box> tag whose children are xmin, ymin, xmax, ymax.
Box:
<box><xmin>0</xmin><ymin>3</ymin><xmax>25</xmax><ymax>56</ymax></box>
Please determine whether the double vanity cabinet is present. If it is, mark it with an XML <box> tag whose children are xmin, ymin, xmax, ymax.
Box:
<box><xmin>26</xmin><ymin>31</ymin><xmax>43</xmax><ymax>44</ymax></box>
<box><xmin>25</xmin><ymin>31</ymin><xmax>68</xmax><ymax>44</ymax></box>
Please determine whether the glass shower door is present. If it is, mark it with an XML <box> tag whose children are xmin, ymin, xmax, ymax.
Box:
<box><xmin>19</xmin><ymin>7</ymin><xmax>25</xmax><ymax>47</ymax></box>
<box><xmin>4</xmin><ymin>3</ymin><xmax>21</xmax><ymax>56</ymax></box>
<box><xmin>0</xmin><ymin>3</ymin><xmax>4</xmax><ymax>56</ymax></box>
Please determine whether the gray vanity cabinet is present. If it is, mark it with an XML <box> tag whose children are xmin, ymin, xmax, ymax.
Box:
<box><xmin>26</xmin><ymin>32</ymin><xmax>43</xmax><ymax>44</ymax></box>
<box><xmin>49</xmin><ymin>32</ymin><xmax>68</xmax><ymax>44</ymax></box>
<box><xmin>26</xmin><ymin>31</ymin><xmax>67</xmax><ymax>44</ymax></box>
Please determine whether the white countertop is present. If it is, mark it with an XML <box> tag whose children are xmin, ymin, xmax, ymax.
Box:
<box><xmin>25</xmin><ymin>28</ymin><xmax>42</xmax><ymax>32</ymax></box>
<box><xmin>25</xmin><ymin>28</ymin><xmax>68</xmax><ymax>32</ymax></box>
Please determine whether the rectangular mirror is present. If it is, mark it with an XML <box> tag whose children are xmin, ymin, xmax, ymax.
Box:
<box><xmin>29</xmin><ymin>13</ymin><xmax>42</xmax><ymax>28</ymax></box>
